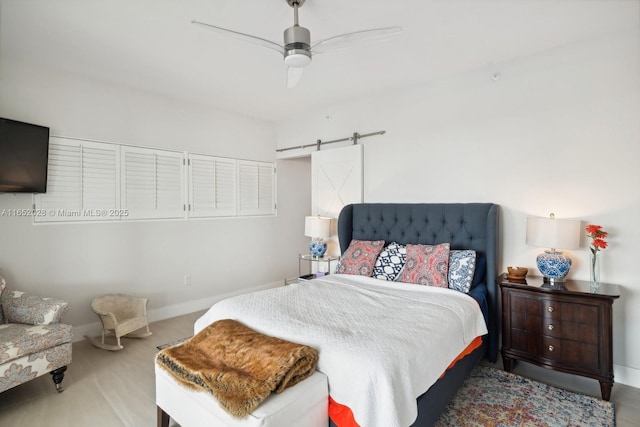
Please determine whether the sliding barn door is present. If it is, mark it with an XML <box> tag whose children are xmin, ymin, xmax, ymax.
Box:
<box><xmin>311</xmin><ymin>144</ymin><xmax>363</xmax><ymax>256</ymax></box>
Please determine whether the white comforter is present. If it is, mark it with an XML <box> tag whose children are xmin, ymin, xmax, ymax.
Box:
<box><xmin>194</xmin><ymin>274</ymin><xmax>487</xmax><ymax>427</ymax></box>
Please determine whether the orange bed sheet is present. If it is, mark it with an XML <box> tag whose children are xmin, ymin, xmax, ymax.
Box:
<box><xmin>328</xmin><ymin>335</ymin><xmax>484</xmax><ymax>427</ymax></box>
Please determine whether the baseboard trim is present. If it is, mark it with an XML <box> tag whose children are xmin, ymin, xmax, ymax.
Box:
<box><xmin>73</xmin><ymin>280</ymin><xmax>282</xmax><ymax>342</ymax></box>
<box><xmin>614</xmin><ymin>363</ymin><xmax>640</xmax><ymax>389</ymax></box>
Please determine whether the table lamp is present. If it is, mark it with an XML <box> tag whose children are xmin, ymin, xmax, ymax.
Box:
<box><xmin>304</xmin><ymin>216</ymin><xmax>332</xmax><ymax>257</ymax></box>
<box><xmin>526</xmin><ymin>213</ymin><xmax>581</xmax><ymax>285</ymax></box>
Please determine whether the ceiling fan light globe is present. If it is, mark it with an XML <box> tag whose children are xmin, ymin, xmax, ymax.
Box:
<box><xmin>284</xmin><ymin>50</ymin><xmax>311</xmax><ymax>67</ymax></box>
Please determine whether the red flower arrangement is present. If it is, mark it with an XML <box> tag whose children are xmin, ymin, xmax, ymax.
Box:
<box><xmin>586</xmin><ymin>224</ymin><xmax>608</xmax><ymax>255</ymax></box>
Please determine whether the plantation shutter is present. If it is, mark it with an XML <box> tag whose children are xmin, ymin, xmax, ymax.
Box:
<box><xmin>121</xmin><ymin>146</ymin><xmax>185</xmax><ymax>219</ymax></box>
<box><xmin>34</xmin><ymin>138</ymin><xmax>274</xmax><ymax>223</ymax></box>
<box><xmin>188</xmin><ymin>154</ymin><xmax>236</xmax><ymax>217</ymax></box>
<box><xmin>237</xmin><ymin>160</ymin><xmax>275</xmax><ymax>216</ymax></box>
<box><xmin>34</xmin><ymin>137</ymin><xmax>119</xmax><ymax>222</ymax></box>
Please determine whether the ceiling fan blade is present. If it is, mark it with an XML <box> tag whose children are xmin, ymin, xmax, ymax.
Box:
<box><xmin>192</xmin><ymin>20</ymin><xmax>284</xmax><ymax>54</ymax></box>
<box><xmin>287</xmin><ymin>67</ymin><xmax>305</xmax><ymax>89</ymax></box>
<box><xmin>311</xmin><ymin>26</ymin><xmax>402</xmax><ymax>54</ymax></box>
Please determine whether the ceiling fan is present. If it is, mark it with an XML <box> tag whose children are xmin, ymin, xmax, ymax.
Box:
<box><xmin>192</xmin><ymin>0</ymin><xmax>402</xmax><ymax>88</ymax></box>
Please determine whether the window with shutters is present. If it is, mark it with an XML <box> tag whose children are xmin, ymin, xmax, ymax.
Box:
<box><xmin>238</xmin><ymin>160</ymin><xmax>276</xmax><ymax>216</ymax></box>
<box><xmin>34</xmin><ymin>137</ymin><xmax>275</xmax><ymax>223</ymax></box>
<box><xmin>188</xmin><ymin>154</ymin><xmax>236</xmax><ymax>217</ymax></box>
<box><xmin>121</xmin><ymin>146</ymin><xmax>185</xmax><ymax>220</ymax></box>
<box><xmin>34</xmin><ymin>137</ymin><xmax>120</xmax><ymax>223</ymax></box>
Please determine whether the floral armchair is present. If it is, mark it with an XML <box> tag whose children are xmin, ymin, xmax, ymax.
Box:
<box><xmin>0</xmin><ymin>270</ymin><xmax>73</xmax><ymax>393</ymax></box>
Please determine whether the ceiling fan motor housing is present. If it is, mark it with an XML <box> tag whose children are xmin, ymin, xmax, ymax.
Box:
<box><xmin>283</xmin><ymin>25</ymin><xmax>311</xmax><ymax>67</ymax></box>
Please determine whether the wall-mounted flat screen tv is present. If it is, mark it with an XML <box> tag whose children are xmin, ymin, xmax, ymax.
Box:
<box><xmin>0</xmin><ymin>117</ymin><xmax>50</xmax><ymax>193</ymax></box>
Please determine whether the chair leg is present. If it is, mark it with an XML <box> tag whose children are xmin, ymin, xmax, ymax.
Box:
<box><xmin>50</xmin><ymin>366</ymin><xmax>67</xmax><ymax>392</ymax></box>
<box><xmin>157</xmin><ymin>406</ymin><xmax>170</xmax><ymax>427</ymax></box>
<box><xmin>116</xmin><ymin>335</ymin><xmax>122</xmax><ymax>348</ymax></box>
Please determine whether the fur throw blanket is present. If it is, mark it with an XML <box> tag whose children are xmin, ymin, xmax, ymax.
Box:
<box><xmin>155</xmin><ymin>319</ymin><xmax>319</xmax><ymax>417</ymax></box>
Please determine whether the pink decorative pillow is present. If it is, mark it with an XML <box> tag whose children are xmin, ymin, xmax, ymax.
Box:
<box><xmin>336</xmin><ymin>240</ymin><xmax>385</xmax><ymax>276</ymax></box>
<box><xmin>400</xmin><ymin>243</ymin><xmax>451</xmax><ymax>287</ymax></box>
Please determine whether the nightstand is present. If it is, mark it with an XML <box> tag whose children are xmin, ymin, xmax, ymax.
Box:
<box><xmin>498</xmin><ymin>274</ymin><xmax>620</xmax><ymax>401</ymax></box>
<box><xmin>298</xmin><ymin>254</ymin><xmax>339</xmax><ymax>277</ymax></box>
<box><xmin>284</xmin><ymin>255</ymin><xmax>339</xmax><ymax>286</ymax></box>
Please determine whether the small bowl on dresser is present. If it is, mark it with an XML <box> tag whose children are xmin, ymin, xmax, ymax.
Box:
<box><xmin>506</xmin><ymin>266</ymin><xmax>528</xmax><ymax>282</ymax></box>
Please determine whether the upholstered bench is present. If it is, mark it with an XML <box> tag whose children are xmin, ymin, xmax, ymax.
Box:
<box><xmin>155</xmin><ymin>365</ymin><xmax>328</xmax><ymax>427</ymax></box>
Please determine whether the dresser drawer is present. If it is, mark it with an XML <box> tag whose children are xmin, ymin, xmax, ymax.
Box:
<box><xmin>510</xmin><ymin>331</ymin><xmax>541</xmax><ymax>355</ymax></box>
<box><xmin>541</xmin><ymin>299</ymin><xmax>599</xmax><ymax>324</ymax></box>
<box><xmin>542</xmin><ymin>318</ymin><xmax>599</xmax><ymax>344</ymax></box>
<box><xmin>542</xmin><ymin>336</ymin><xmax>599</xmax><ymax>370</ymax></box>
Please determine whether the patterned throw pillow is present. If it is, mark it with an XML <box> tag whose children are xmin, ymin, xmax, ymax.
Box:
<box><xmin>0</xmin><ymin>269</ymin><xmax>5</xmax><ymax>324</ymax></box>
<box><xmin>400</xmin><ymin>243</ymin><xmax>450</xmax><ymax>287</ymax></box>
<box><xmin>336</xmin><ymin>240</ymin><xmax>385</xmax><ymax>276</ymax></box>
<box><xmin>373</xmin><ymin>242</ymin><xmax>407</xmax><ymax>281</ymax></box>
<box><xmin>1</xmin><ymin>289</ymin><xmax>69</xmax><ymax>325</ymax></box>
<box><xmin>448</xmin><ymin>250</ymin><xmax>477</xmax><ymax>293</ymax></box>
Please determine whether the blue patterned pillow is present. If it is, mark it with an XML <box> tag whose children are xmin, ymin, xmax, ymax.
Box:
<box><xmin>448</xmin><ymin>250</ymin><xmax>476</xmax><ymax>293</ymax></box>
<box><xmin>472</xmin><ymin>255</ymin><xmax>486</xmax><ymax>287</ymax></box>
<box><xmin>373</xmin><ymin>242</ymin><xmax>407</xmax><ymax>281</ymax></box>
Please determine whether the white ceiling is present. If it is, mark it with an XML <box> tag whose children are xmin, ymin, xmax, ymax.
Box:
<box><xmin>1</xmin><ymin>0</ymin><xmax>637</xmax><ymax>122</ymax></box>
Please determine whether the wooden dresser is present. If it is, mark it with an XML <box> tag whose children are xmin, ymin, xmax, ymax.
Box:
<box><xmin>498</xmin><ymin>274</ymin><xmax>620</xmax><ymax>400</ymax></box>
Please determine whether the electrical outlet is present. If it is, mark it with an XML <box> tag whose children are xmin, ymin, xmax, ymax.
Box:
<box><xmin>184</xmin><ymin>274</ymin><xmax>191</xmax><ymax>286</ymax></box>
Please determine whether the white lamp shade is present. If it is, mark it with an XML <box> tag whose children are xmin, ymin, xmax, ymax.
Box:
<box><xmin>526</xmin><ymin>216</ymin><xmax>581</xmax><ymax>250</ymax></box>
<box><xmin>304</xmin><ymin>216</ymin><xmax>332</xmax><ymax>239</ymax></box>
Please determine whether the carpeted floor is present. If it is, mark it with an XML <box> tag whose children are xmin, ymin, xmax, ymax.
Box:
<box><xmin>154</xmin><ymin>340</ymin><xmax>616</xmax><ymax>426</ymax></box>
<box><xmin>435</xmin><ymin>365</ymin><xmax>615</xmax><ymax>427</ymax></box>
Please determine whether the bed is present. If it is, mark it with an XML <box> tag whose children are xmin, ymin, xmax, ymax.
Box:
<box><xmin>165</xmin><ymin>202</ymin><xmax>499</xmax><ymax>427</ymax></box>
<box><xmin>334</xmin><ymin>203</ymin><xmax>499</xmax><ymax>426</ymax></box>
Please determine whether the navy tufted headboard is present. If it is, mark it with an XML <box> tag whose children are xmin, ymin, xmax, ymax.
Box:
<box><xmin>337</xmin><ymin>203</ymin><xmax>499</xmax><ymax>362</ymax></box>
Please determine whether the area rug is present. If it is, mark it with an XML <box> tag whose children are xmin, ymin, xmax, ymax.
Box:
<box><xmin>435</xmin><ymin>365</ymin><xmax>615</xmax><ymax>427</ymax></box>
<box><xmin>156</xmin><ymin>336</ymin><xmax>191</xmax><ymax>350</ymax></box>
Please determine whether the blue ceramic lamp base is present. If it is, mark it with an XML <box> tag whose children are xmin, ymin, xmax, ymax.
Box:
<box><xmin>309</xmin><ymin>238</ymin><xmax>327</xmax><ymax>257</ymax></box>
<box><xmin>536</xmin><ymin>249</ymin><xmax>572</xmax><ymax>285</ymax></box>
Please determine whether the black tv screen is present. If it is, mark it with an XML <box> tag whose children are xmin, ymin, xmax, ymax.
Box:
<box><xmin>0</xmin><ymin>117</ymin><xmax>50</xmax><ymax>193</ymax></box>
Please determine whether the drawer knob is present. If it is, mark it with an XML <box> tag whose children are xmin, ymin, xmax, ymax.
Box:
<box><xmin>547</xmin><ymin>306</ymin><xmax>554</xmax><ymax>313</ymax></box>
<box><xmin>548</xmin><ymin>324</ymin><xmax>554</xmax><ymax>331</ymax></box>
<box><xmin>548</xmin><ymin>345</ymin><xmax>555</xmax><ymax>352</ymax></box>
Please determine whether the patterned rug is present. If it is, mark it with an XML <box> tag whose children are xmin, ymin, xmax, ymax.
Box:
<box><xmin>435</xmin><ymin>366</ymin><xmax>615</xmax><ymax>427</ymax></box>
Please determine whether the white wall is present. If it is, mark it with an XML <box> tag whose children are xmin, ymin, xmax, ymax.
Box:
<box><xmin>276</xmin><ymin>28</ymin><xmax>640</xmax><ymax>386</ymax></box>
<box><xmin>0</xmin><ymin>58</ymin><xmax>311</xmax><ymax>331</ymax></box>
